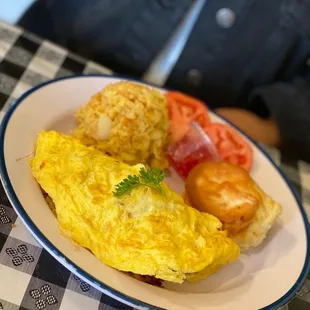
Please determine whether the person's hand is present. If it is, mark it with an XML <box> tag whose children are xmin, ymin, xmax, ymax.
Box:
<box><xmin>215</xmin><ymin>108</ymin><xmax>280</xmax><ymax>147</ymax></box>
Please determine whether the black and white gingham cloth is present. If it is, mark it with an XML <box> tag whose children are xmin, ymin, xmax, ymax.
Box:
<box><xmin>0</xmin><ymin>20</ymin><xmax>309</xmax><ymax>310</ymax></box>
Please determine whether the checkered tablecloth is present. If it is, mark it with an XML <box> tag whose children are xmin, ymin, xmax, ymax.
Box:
<box><xmin>0</xmin><ymin>20</ymin><xmax>309</xmax><ymax>310</ymax></box>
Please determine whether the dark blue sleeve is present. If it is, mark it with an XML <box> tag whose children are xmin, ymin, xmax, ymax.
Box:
<box><xmin>250</xmin><ymin>77</ymin><xmax>310</xmax><ymax>162</ymax></box>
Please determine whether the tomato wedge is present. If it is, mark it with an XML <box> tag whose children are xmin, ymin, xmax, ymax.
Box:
<box><xmin>165</xmin><ymin>91</ymin><xmax>211</xmax><ymax>143</ymax></box>
<box><xmin>204</xmin><ymin>123</ymin><xmax>253</xmax><ymax>172</ymax></box>
<box><xmin>165</xmin><ymin>91</ymin><xmax>253</xmax><ymax>172</ymax></box>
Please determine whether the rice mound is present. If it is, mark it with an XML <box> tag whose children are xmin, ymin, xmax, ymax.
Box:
<box><xmin>72</xmin><ymin>81</ymin><xmax>169</xmax><ymax>168</ymax></box>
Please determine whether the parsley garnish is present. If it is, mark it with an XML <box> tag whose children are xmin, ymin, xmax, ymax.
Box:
<box><xmin>113</xmin><ymin>167</ymin><xmax>165</xmax><ymax>197</ymax></box>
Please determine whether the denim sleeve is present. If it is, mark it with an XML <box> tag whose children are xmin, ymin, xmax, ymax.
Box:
<box><xmin>250</xmin><ymin>78</ymin><xmax>310</xmax><ymax>162</ymax></box>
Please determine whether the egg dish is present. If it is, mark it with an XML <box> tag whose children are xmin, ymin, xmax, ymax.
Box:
<box><xmin>72</xmin><ymin>81</ymin><xmax>169</xmax><ymax>169</ymax></box>
<box><xmin>30</xmin><ymin>130</ymin><xmax>240</xmax><ymax>284</ymax></box>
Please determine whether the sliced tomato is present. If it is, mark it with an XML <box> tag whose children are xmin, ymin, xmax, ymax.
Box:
<box><xmin>166</xmin><ymin>97</ymin><xmax>190</xmax><ymax>143</ymax></box>
<box><xmin>204</xmin><ymin>123</ymin><xmax>253</xmax><ymax>172</ymax></box>
<box><xmin>165</xmin><ymin>91</ymin><xmax>211</xmax><ymax>143</ymax></box>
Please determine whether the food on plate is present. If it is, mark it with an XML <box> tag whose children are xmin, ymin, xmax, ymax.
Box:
<box><xmin>72</xmin><ymin>81</ymin><xmax>169</xmax><ymax>168</ymax></box>
<box><xmin>204</xmin><ymin>123</ymin><xmax>253</xmax><ymax>172</ymax></box>
<box><xmin>165</xmin><ymin>91</ymin><xmax>253</xmax><ymax>172</ymax></box>
<box><xmin>42</xmin><ymin>189</ymin><xmax>164</xmax><ymax>287</ymax></box>
<box><xmin>30</xmin><ymin>130</ymin><xmax>240</xmax><ymax>284</ymax></box>
<box><xmin>166</xmin><ymin>122</ymin><xmax>220</xmax><ymax>179</ymax></box>
<box><xmin>183</xmin><ymin>162</ymin><xmax>282</xmax><ymax>249</ymax></box>
<box><xmin>127</xmin><ymin>272</ymin><xmax>164</xmax><ymax>287</ymax></box>
<box><xmin>113</xmin><ymin>166</ymin><xmax>166</xmax><ymax>197</ymax></box>
<box><xmin>165</xmin><ymin>91</ymin><xmax>211</xmax><ymax>143</ymax></box>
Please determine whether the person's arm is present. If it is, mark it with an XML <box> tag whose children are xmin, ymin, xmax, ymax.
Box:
<box><xmin>215</xmin><ymin>108</ymin><xmax>280</xmax><ymax>147</ymax></box>
<box><xmin>216</xmin><ymin>77</ymin><xmax>310</xmax><ymax>162</ymax></box>
<box><xmin>251</xmin><ymin>78</ymin><xmax>310</xmax><ymax>161</ymax></box>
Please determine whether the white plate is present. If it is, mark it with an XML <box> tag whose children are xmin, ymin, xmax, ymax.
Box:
<box><xmin>0</xmin><ymin>75</ymin><xmax>309</xmax><ymax>310</ymax></box>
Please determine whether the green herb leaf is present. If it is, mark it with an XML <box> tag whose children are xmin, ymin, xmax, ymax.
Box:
<box><xmin>113</xmin><ymin>175</ymin><xmax>140</xmax><ymax>197</ymax></box>
<box><xmin>139</xmin><ymin>167</ymin><xmax>165</xmax><ymax>185</ymax></box>
<box><xmin>113</xmin><ymin>167</ymin><xmax>165</xmax><ymax>197</ymax></box>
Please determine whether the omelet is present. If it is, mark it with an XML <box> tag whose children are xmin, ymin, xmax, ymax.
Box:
<box><xmin>30</xmin><ymin>131</ymin><xmax>240</xmax><ymax>284</ymax></box>
<box><xmin>72</xmin><ymin>81</ymin><xmax>169</xmax><ymax>168</ymax></box>
<box><xmin>184</xmin><ymin>162</ymin><xmax>282</xmax><ymax>250</ymax></box>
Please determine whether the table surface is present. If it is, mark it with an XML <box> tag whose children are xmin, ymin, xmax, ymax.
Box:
<box><xmin>0</xmin><ymin>20</ymin><xmax>309</xmax><ymax>310</ymax></box>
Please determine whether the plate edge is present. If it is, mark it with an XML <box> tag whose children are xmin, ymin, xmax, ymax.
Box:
<box><xmin>0</xmin><ymin>73</ymin><xmax>309</xmax><ymax>310</ymax></box>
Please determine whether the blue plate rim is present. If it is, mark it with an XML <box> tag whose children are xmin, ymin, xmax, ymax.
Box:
<box><xmin>0</xmin><ymin>74</ymin><xmax>309</xmax><ymax>310</ymax></box>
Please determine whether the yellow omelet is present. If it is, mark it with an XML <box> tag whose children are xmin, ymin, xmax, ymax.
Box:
<box><xmin>30</xmin><ymin>131</ymin><xmax>240</xmax><ymax>284</ymax></box>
